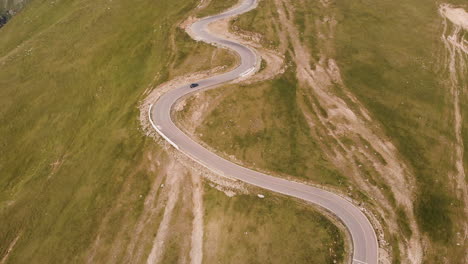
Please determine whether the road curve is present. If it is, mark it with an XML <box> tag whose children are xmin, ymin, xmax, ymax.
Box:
<box><xmin>149</xmin><ymin>0</ymin><xmax>378</xmax><ymax>263</ymax></box>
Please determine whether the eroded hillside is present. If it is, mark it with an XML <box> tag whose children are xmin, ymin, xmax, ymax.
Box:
<box><xmin>0</xmin><ymin>0</ymin><xmax>346</xmax><ymax>263</ymax></box>
<box><xmin>177</xmin><ymin>0</ymin><xmax>468</xmax><ymax>263</ymax></box>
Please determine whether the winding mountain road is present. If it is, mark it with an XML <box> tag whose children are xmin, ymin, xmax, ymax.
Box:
<box><xmin>149</xmin><ymin>0</ymin><xmax>379</xmax><ymax>263</ymax></box>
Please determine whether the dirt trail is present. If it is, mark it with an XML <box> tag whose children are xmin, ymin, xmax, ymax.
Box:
<box><xmin>121</xmin><ymin>152</ymin><xmax>169</xmax><ymax>264</ymax></box>
<box><xmin>85</xmin><ymin>153</ymin><xmax>159</xmax><ymax>263</ymax></box>
<box><xmin>439</xmin><ymin>3</ymin><xmax>468</xmax><ymax>253</ymax></box>
<box><xmin>0</xmin><ymin>232</ymin><xmax>22</xmax><ymax>264</ymax></box>
<box><xmin>84</xmin><ymin>150</ymin><xmax>171</xmax><ymax>264</ymax></box>
<box><xmin>146</xmin><ymin>161</ymin><xmax>183</xmax><ymax>264</ymax></box>
<box><xmin>137</xmin><ymin>50</ymin><xmax>248</xmax><ymax>264</ymax></box>
<box><xmin>274</xmin><ymin>0</ymin><xmax>423</xmax><ymax>262</ymax></box>
<box><xmin>189</xmin><ymin>171</ymin><xmax>203</xmax><ymax>264</ymax></box>
<box><xmin>84</xmin><ymin>143</ymin><xmax>210</xmax><ymax>264</ymax></box>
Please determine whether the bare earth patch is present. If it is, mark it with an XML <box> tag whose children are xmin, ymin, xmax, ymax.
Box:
<box><xmin>189</xmin><ymin>170</ymin><xmax>204</xmax><ymax>264</ymax></box>
<box><xmin>146</xmin><ymin>160</ymin><xmax>184</xmax><ymax>264</ymax></box>
<box><xmin>273</xmin><ymin>0</ymin><xmax>424</xmax><ymax>262</ymax></box>
<box><xmin>0</xmin><ymin>232</ymin><xmax>22</xmax><ymax>264</ymax></box>
<box><xmin>439</xmin><ymin>4</ymin><xmax>468</xmax><ymax>259</ymax></box>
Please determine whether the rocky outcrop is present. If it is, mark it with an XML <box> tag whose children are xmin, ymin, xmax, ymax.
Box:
<box><xmin>0</xmin><ymin>0</ymin><xmax>29</xmax><ymax>28</ymax></box>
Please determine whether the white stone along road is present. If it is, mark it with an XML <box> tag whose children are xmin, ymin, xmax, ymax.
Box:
<box><xmin>149</xmin><ymin>0</ymin><xmax>379</xmax><ymax>263</ymax></box>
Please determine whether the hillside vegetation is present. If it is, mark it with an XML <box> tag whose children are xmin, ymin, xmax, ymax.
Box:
<box><xmin>0</xmin><ymin>0</ymin><xmax>345</xmax><ymax>263</ymax></box>
<box><xmin>334</xmin><ymin>1</ymin><xmax>467</xmax><ymax>262</ymax></box>
<box><xmin>204</xmin><ymin>186</ymin><xmax>345</xmax><ymax>264</ymax></box>
<box><xmin>0</xmin><ymin>0</ymin><xmax>199</xmax><ymax>262</ymax></box>
<box><xmin>179</xmin><ymin>0</ymin><xmax>468</xmax><ymax>263</ymax></box>
<box><xmin>1</xmin><ymin>0</ymin><xmax>28</xmax><ymax>12</ymax></box>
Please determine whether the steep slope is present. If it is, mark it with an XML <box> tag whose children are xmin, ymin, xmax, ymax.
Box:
<box><xmin>178</xmin><ymin>0</ymin><xmax>468</xmax><ymax>263</ymax></box>
<box><xmin>0</xmin><ymin>0</ymin><xmax>346</xmax><ymax>263</ymax></box>
<box><xmin>0</xmin><ymin>0</ymin><xmax>201</xmax><ymax>262</ymax></box>
<box><xmin>0</xmin><ymin>0</ymin><xmax>29</xmax><ymax>27</ymax></box>
<box><xmin>0</xmin><ymin>0</ymin><xmax>29</xmax><ymax>12</ymax></box>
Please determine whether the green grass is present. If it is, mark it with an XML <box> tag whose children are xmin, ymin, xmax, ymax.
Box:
<box><xmin>332</xmin><ymin>0</ymin><xmax>466</xmax><ymax>257</ymax></box>
<box><xmin>230</xmin><ymin>0</ymin><xmax>281</xmax><ymax>48</ymax></box>
<box><xmin>196</xmin><ymin>0</ymin><xmax>238</xmax><ymax>18</ymax></box>
<box><xmin>160</xmin><ymin>177</ymin><xmax>194</xmax><ymax>264</ymax></box>
<box><xmin>0</xmin><ymin>0</ymin><xmax>351</xmax><ymax>263</ymax></box>
<box><xmin>290</xmin><ymin>0</ymin><xmax>322</xmax><ymax>61</ymax></box>
<box><xmin>203</xmin><ymin>185</ymin><xmax>346</xmax><ymax>264</ymax></box>
<box><xmin>202</xmin><ymin>0</ymin><xmax>468</xmax><ymax>262</ymax></box>
<box><xmin>0</xmin><ymin>0</ymin><xmax>200</xmax><ymax>262</ymax></box>
<box><xmin>194</xmin><ymin>70</ymin><xmax>347</xmax><ymax>187</ymax></box>
<box><xmin>170</xmin><ymin>27</ymin><xmax>237</xmax><ymax>78</ymax></box>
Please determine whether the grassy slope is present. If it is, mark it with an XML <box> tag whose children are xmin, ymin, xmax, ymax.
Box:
<box><xmin>186</xmin><ymin>1</ymin><xmax>348</xmax><ymax>262</ymax></box>
<box><xmin>187</xmin><ymin>0</ymin><xmax>467</xmax><ymax>262</ymax></box>
<box><xmin>170</xmin><ymin>26</ymin><xmax>237</xmax><ymax>78</ymax></box>
<box><xmin>0</xmin><ymin>0</ymin><xmax>198</xmax><ymax>262</ymax></box>
<box><xmin>1</xmin><ymin>0</ymin><xmax>29</xmax><ymax>13</ymax></box>
<box><xmin>196</xmin><ymin>0</ymin><xmax>238</xmax><ymax>18</ymax></box>
<box><xmin>191</xmin><ymin>71</ymin><xmax>347</xmax><ymax>187</ymax></box>
<box><xmin>179</xmin><ymin>0</ymin><xmax>349</xmax><ymax>189</ymax></box>
<box><xmin>230</xmin><ymin>0</ymin><xmax>280</xmax><ymax>48</ymax></box>
<box><xmin>332</xmin><ymin>0</ymin><xmax>466</xmax><ymax>260</ymax></box>
<box><xmin>0</xmin><ymin>0</ymin><xmax>346</xmax><ymax>263</ymax></box>
<box><xmin>203</xmin><ymin>185</ymin><xmax>345</xmax><ymax>264</ymax></box>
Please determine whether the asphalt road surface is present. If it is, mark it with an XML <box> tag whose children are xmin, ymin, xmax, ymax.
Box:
<box><xmin>149</xmin><ymin>0</ymin><xmax>379</xmax><ymax>263</ymax></box>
